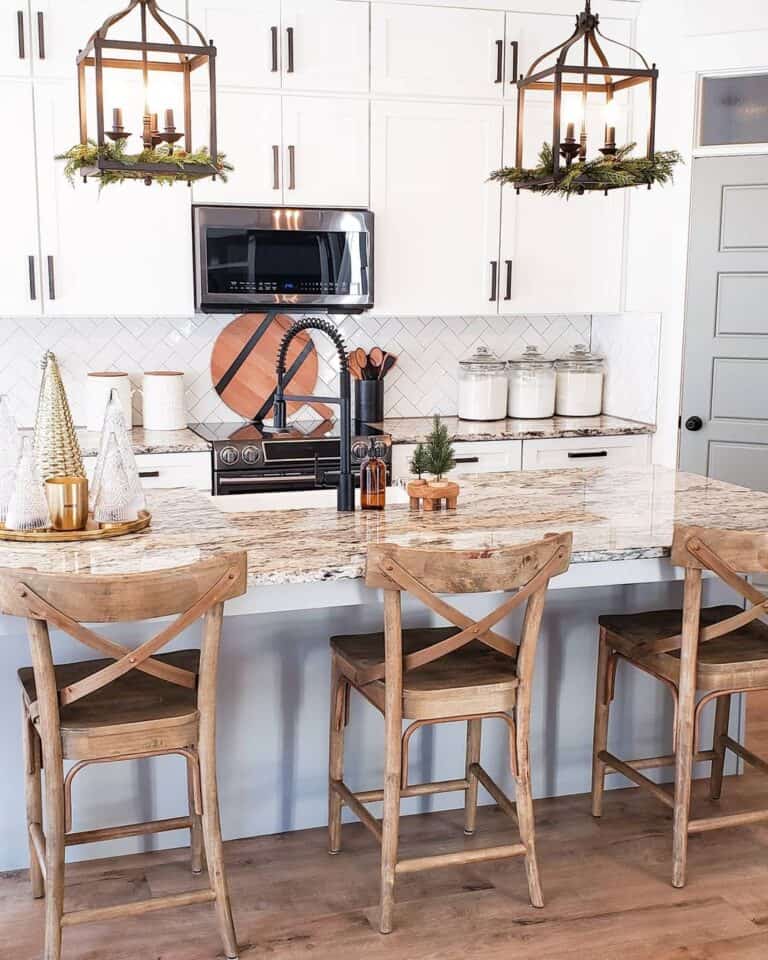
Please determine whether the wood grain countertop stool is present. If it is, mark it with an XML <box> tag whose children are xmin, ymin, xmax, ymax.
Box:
<box><xmin>327</xmin><ymin>533</ymin><xmax>572</xmax><ymax>933</ymax></box>
<box><xmin>592</xmin><ymin>525</ymin><xmax>768</xmax><ymax>888</ymax></box>
<box><xmin>0</xmin><ymin>553</ymin><xmax>247</xmax><ymax>960</ymax></box>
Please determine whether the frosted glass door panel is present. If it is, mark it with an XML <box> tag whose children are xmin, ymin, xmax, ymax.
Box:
<box><xmin>700</xmin><ymin>74</ymin><xmax>768</xmax><ymax>146</ymax></box>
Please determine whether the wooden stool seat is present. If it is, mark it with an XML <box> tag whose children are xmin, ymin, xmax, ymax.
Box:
<box><xmin>600</xmin><ymin>605</ymin><xmax>768</xmax><ymax>690</ymax></box>
<box><xmin>331</xmin><ymin>628</ymin><xmax>518</xmax><ymax>720</ymax></box>
<box><xmin>18</xmin><ymin>650</ymin><xmax>200</xmax><ymax>761</ymax></box>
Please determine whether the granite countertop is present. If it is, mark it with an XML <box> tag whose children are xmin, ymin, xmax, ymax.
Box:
<box><xmin>68</xmin><ymin>415</ymin><xmax>654</xmax><ymax>458</ymax></box>
<box><xmin>377</xmin><ymin>414</ymin><xmax>655</xmax><ymax>444</ymax></box>
<box><xmin>0</xmin><ymin>466</ymin><xmax>764</xmax><ymax>586</ymax></box>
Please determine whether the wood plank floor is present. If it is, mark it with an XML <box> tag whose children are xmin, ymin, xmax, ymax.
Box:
<box><xmin>2</xmin><ymin>770</ymin><xmax>768</xmax><ymax>959</ymax></box>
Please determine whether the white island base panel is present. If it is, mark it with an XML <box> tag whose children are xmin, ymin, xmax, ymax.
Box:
<box><xmin>0</xmin><ymin>564</ymin><xmax>742</xmax><ymax>872</ymax></box>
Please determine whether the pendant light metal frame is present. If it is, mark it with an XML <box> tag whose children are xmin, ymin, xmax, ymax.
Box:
<box><xmin>76</xmin><ymin>0</ymin><xmax>219</xmax><ymax>183</ymax></box>
<box><xmin>514</xmin><ymin>0</ymin><xmax>659</xmax><ymax>192</ymax></box>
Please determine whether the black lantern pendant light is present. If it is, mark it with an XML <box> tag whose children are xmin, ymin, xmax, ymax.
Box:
<box><xmin>63</xmin><ymin>0</ymin><xmax>228</xmax><ymax>186</ymax></box>
<box><xmin>491</xmin><ymin>0</ymin><xmax>680</xmax><ymax>197</ymax></box>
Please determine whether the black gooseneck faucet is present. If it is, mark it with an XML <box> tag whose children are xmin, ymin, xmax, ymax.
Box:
<box><xmin>273</xmin><ymin>317</ymin><xmax>355</xmax><ymax>512</ymax></box>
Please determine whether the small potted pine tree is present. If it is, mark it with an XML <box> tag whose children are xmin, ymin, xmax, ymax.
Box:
<box><xmin>407</xmin><ymin>415</ymin><xmax>460</xmax><ymax>511</ymax></box>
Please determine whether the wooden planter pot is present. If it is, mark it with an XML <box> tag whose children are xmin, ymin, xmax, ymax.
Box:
<box><xmin>406</xmin><ymin>479</ymin><xmax>460</xmax><ymax>511</ymax></box>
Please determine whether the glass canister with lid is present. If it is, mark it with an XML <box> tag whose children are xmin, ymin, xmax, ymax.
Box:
<box><xmin>457</xmin><ymin>345</ymin><xmax>508</xmax><ymax>421</ymax></box>
<box><xmin>507</xmin><ymin>345</ymin><xmax>556</xmax><ymax>419</ymax></box>
<box><xmin>554</xmin><ymin>344</ymin><xmax>605</xmax><ymax>417</ymax></box>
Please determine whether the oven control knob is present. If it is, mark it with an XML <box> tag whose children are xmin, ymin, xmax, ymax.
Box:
<box><xmin>351</xmin><ymin>441</ymin><xmax>369</xmax><ymax>461</ymax></box>
<box><xmin>220</xmin><ymin>445</ymin><xmax>239</xmax><ymax>465</ymax></box>
<box><xmin>241</xmin><ymin>445</ymin><xmax>261</xmax><ymax>465</ymax></box>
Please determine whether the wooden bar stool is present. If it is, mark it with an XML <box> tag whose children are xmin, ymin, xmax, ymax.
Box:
<box><xmin>0</xmin><ymin>553</ymin><xmax>247</xmax><ymax>960</ymax></box>
<box><xmin>592</xmin><ymin>525</ymin><xmax>768</xmax><ymax>888</ymax></box>
<box><xmin>327</xmin><ymin>533</ymin><xmax>572</xmax><ymax>933</ymax></box>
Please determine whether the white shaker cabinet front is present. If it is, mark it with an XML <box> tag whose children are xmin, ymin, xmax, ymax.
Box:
<box><xmin>372</xmin><ymin>3</ymin><xmax>506</xmax><ymax>100</ymax></box>
<box><xmin>0</xmin><ymin>1</ymin><xmax>31</xmax><ymax>77</ymax></box>
<box><xmin>281</xmin><ymin>97</ymin><xmax>369</xmax><ymax>207</ymax></box>
<box><xmin>188</xmin><ymin>0</ymin><xmax>282</xmax><ymax>89</ymax></box>
<box><xmin>34</xmin><ymin>81</ymin><xmax>195</xmax><ymax>316</ymax></box>
<box><xmin>0</xmin><ymin>80</ymin><xmax>40</xmax><ymax>315</ymax></box>
<box><xmin>192</xmin><ymin>91</ymin><xmax>283</xmax><ymax>205</ymax></box>
<box><xmin>371</xmin><ymin>99</ymin><xmax>502</xmax><ymax>315</ymax></box>
<box><xmin>281</xmin><ymin>0</ymin><xmax>369</xmax><ymax>94</ymax></box>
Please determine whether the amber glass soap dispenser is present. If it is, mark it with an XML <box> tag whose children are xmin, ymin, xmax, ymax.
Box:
<box><xmin>360</xmin><ymin>440</ymin><xmax>386</xmax><ymax>511</ymax></box>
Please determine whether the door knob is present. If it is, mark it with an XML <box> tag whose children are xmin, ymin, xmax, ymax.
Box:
<box><xmin>685</xmin><ymin>416</ymin><xmax>703</xmax><ymax>431</ymax></box>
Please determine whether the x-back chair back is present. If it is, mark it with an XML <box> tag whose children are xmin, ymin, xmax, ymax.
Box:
<box><xmin>0</xmin><ymin>553</ymin><xmax>247</xmax><ymax>960</ymax></box>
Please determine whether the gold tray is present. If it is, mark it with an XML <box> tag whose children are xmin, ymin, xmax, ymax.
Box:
<box><xmin>0</xmin><ymin>511</ymin><xmax>151</xmax><ymax>543</ymax></box>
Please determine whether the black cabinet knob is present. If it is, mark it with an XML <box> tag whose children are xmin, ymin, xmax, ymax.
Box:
<box><xmin>685</xmin><ymin>416</ymin><xmax>703</xmax><ymax>432</ymax></box>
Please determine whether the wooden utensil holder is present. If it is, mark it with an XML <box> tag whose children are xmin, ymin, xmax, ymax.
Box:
<box><xmin>406</xmin><ymin>479</ymin><xmax>460</xmax><ymax>511</ymax></box>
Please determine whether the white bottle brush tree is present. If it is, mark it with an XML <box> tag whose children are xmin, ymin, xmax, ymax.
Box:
<box><xmin>410</xmin><ymin>415</ymin><xmax>455</xmax><ymax>481</ymax></box>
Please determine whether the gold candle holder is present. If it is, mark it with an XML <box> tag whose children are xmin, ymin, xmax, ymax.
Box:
<box><xmin>45</xmin><ymin>477</ymin><xmax>89</xmax><ymax>531</ymax></box>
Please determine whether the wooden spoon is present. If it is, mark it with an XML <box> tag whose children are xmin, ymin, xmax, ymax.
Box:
<box><xmin>353</xmin><ymin>347</ymin><xmax>368</xmax><ymax>376</ymax></box>
<box><xmin>369</xmin><ymin>346</ymin><xmax>384</xmax><ymax>371</ymax></box>
<box><xmin>347</xmin><ymin>353</ymin><xmax>363</xmax><ymax>379</ymax></box>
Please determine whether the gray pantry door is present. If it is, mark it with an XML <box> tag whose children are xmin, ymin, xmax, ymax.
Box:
<box><xmin>680</xmin><ymin>155</ymin><xmax>768</xmax><ymax>490</ymax></box>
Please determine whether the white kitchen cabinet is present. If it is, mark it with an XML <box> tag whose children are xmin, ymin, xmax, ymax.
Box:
<box><xmin>0</xmin><ymin>80</ymin><xmax>41</xmax><ymax>315</ymax></box>
<box><xmin>34</xmin><ymin>80</ymin><xmax>195</xmax><ymax>316</ymax></box>
<box><xmin>31</xmin><ymin>0</ymin><xmax>187</xmax><ymax>78</ymax></box>
<box><xmin>0</xmin><ymin>1</ymin><xmax>31</xmax><ymax>77</ymax></box>
<box><xmin>281</xmin><ymin>0</ymin><xmax>369</xmax><ymax>94</ymax></box>
<box><xmin>392</xmin><ymin>440</ymin><xmax>523</xmax><ymax>479</ymax></box>
<box><xmin>193</xmin><ymin>90</ymin><xmax>283</xmax><ymax>205</ymax></box>
<box><xmin>83</xmin><ymin>451</ymin><xmax>211</xmax><ymax>491</ymax></box>
<box><xmin>188</xmin><ymin>0</ymin><xmax>282</xmax><ymax>89</ymax></box>
<box><xmin>372</xmin><ymin>3</ymin><xmax>506</xmax><ymax>100</ymax></box>
<box><xmin>521</xmin><ymin>434</ymin><xmax>650</xmax><ymax>471</ymax></box>
<box><xmin>282</xmin><ymin>97</ymin><xmax>369</xmax><ymax>207</ymax></box>
<box><xmin>371</xmin><ymin>99</ymin><xmax>502</xmax><ymax>315</ymax></box>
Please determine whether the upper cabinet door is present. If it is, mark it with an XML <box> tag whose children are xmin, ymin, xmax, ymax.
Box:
<box><xmin>0</xmin><ymin>80</ymin><xmax>40</xmax><ymax>315</ymax></box>
<box><xmin>193</xmin><ymin>90</ymin><xmax>283</xmax><ymax>205</ymax></box>
<box><xmin>188</xmin><ymin>0</ymin><xmax>281</xmax><ymax>88</ymax></box>
<box><xmin>0</xmin><ymin>1</ymin><xmax>31</xmax><ymax>77</ymax></box>
<box><xmin>372</xmin><ymin>3</ymin><xmax>506</xmax><ymax>100</ymax></box>
<box><xmin>282</xmin><ymin>97</ymin><xmax>369</xmax><ymax>207</ymax></box>
<box><xmin>281</xmin><ymin>0</ymin><xmax>369</xmax><ymax>94</ymax></box>
<box><xmin>32</xmin><ymin>1</ymin><xmax>187</xmax><ymax>78</ymax></box>
<box><xmin>371</xmin><ymin>100</ymin><xmax>502</xmax><ymax>316</ymax></box>
<box><xmin>499</xmin><ymin>104</ymin><xmax>624</xmax><ymax>315</ymax></box>
<box><xmin>35</xmin><ymin>80</ymin><xmax>195</xmax><ymax>316</ymax></box>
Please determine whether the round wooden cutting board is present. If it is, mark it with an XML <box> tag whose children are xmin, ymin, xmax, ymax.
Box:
<box><xmin>210</xmin><ymin>313</ymin><xmax>333</xmax><ymax>422</ymax></box>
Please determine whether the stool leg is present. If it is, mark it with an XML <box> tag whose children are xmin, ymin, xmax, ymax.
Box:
<box><xmin>187</xmin><ymin>754</ymin><xmax>204</xmax><ymax>875</ymax></box>
<box><xmin>328</xmin><ymin>661</ymin><xmax>348</xmax><ymax>855</ymax></box>
<box><xmin>21</xmin><ymin>698</ymin><xmax>44</xmax><ymax>899</ymax></box>
<box><xmin>379</xmin><ymin>719</ymin><xmax>402</xmax><ymax>934</ymax></box>
<box><xmin>709</xmin><ymin>694</ymin><xmax>731</xmax><ymax>802</ymax></box>
<box><xmin>42</xmin><ymin>756</ymin><xmax>65</xmax><ymax>960</ymax></box>
<box><xmin>514</xmin><ymin>731</ymin><xmax>543</xmax><ymax>909</ymax></box>
<box><xmin>591</xmin><ymin>630</ymin><xmax>612</xmax><ymax>818</ymax></box>
<box><xmin>463</xmin><ymin>719</ymin><xmax>482</xmax><ymax>836</ymax></box>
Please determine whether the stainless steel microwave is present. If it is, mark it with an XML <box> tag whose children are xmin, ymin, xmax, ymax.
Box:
<box><xmin>193</xmin><ymin>205</ymin><xmax>374</xmax><ymax>313</ymax></box>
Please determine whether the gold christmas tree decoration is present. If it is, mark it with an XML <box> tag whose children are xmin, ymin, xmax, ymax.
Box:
<box><xmin>33</xmin><ymin>351</ymin><xmax>85</xmax><ymax>480</ymax></box>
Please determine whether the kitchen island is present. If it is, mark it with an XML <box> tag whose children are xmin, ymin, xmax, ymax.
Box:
<box><xmin>0</xmin><ymin>465</ymin><xmax>763</xmax><ymax>871</ymax></box>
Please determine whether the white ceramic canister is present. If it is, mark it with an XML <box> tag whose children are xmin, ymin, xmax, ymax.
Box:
<box><xmin>554</xmin><ymin>345</ymin><xmax>605</xmax><ymax>417</ymax></box>
<box><xmin>457</xmin><ymin>346</ymin><xmax>508</xmax><ymax>421</ymax></box>
<box><xmin>142</xmin><ymin>371</ymin><xmax>187</xmax><ymax>431</ymax></box>
<box><xmin>86</xmin><ymin>372</ymin><xmax>133</xmax><ymax>432</ymax></box>
<box><xmin>507</xmin><ymin>345</ymin><xmax>556</xmax><ymax>419</ymax></box>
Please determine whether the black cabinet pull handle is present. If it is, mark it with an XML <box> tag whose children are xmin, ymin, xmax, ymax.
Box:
<box><xmin>46</xmin><ymin>256</ymin><xmax>55</xmax><ymax>300</ymax></box>
<box><xmin>36</xmin><ymin>11</ymin><xmax>45</xmax><ymax>59</ymax></box>
<box><xmin>270</xmin><ymin>25</ymin><xmax>278</xmax><ymax>72</ymax></box>
<box><xmin>510</xmin><ymin>40</ymin><xmax>518</xmax><ymax>83</ymax></box>
<box><xmin>28</xmin><ymin>256</ymin><xmax>36</xmax><ymax>301</ymax></box>
<box><xmin>17</xmin><ymin>10</ymin><xmax>25</xmax><ymax>59</ymax></box>
<box><xmin>489</xmin><ymin>260</ymin><xmax>498</xmax><ymax>301</ymax></box>
<box><xmin>286</xmin><ymin>26</ymin><xmax>295</xmax><ymax>73</ymax></box>
<box><xmin>272</xmin><ymin>144</ymin><xmax>280</xmax><ymax>189</ymax></box>
<box><xmin>504</xmin><ymin>259</ymin><xmax>512</xmax><ymax>300</ymax></box>
<box><xmin>494</xmin><ymin>39</ymin><xmax>503</xmax><ymax>83</ymax></box>
<box><xmin>288</xmin><ymin>144</ymin><xmax>296</xmax><ymax>190</ymax></box>
<box><xmin>454</xmin><ymin>456</ymin><xmax>480</xmax><ymax>464</ymax></box>
<box><xmin>138</xmin><ymin>471</ymin><xmax>160</xmax><ymax>479</ymax></box>
<box><xmin>567</xmin><ymin>450</ymin><xmax>608</xmax><ymax>459</ymax></box>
